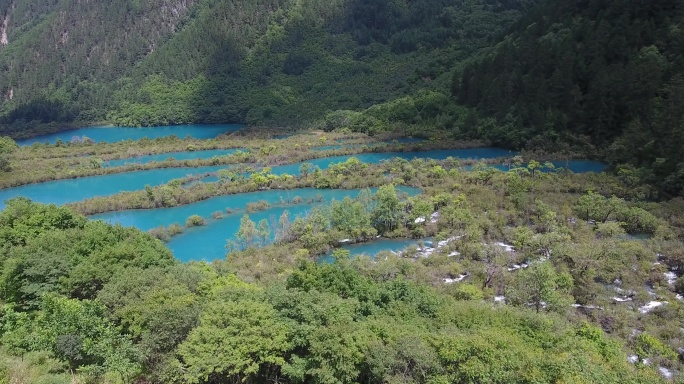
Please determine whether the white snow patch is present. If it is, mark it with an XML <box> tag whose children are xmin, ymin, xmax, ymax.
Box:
<box><xmin>495</xmin><ymin>242</ymin><xmax>515</xmax><ymax>252</ymax></box>
<box><xmin>508</xmin><ymin>263</ymin><xmax>531</xmax><ymax>272</ymax></box>
<box><xmin>572</xmin><ymin>304</ymin><xmax>602</xmax><ymax>310</ymax></box>
<box><xmin>414</xmin><ymin>217</ymin><xmax>426</xmax><ymax>224</ymax></box>
<box><xmin>437</xmin><ymin>236</ymin><xmax>459</xmax><ymax>248</ymax></box>
<box><xmin>613</xmin><ymin>286</ymin><xmax>636</xmax><ymax>296</ymax></box>
<box><xmin>627</xmin><ymin>355</ymin><xmax>639</xmax><ymax>364</ymax></box>
<box><xmin>658</xmin><ymin>366</ymin><xmax>673</xmax><ymax>380</ymax></box>
<box><xmin>612</xmin><ymin>296</ymin><xmax>633</xmax><ymax>303</ymax></box>
<box><xmin>443</xmin><ymin>274</ymin><xmax>468</xmax><ymax>284</ymax></box>
<box><xmin>494</xmin><ymin>296</ymin><xmax>506</xmax><ymax>303</ymax></box>
<box><xmin>639</xmin><ymin>301</ymin><xmax>667</xmax><ymax>314</ymax></box>
<box><xmin>417</xmin><ymin>247</ymin><xmax>435</xmax><ymax>258</ymax></box>
<box><xmin>664</xmin><ymin>271</ymin><xmax>677</xmax><ymax>286</ymax></box>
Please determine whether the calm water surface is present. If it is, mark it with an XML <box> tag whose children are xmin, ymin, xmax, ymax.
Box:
<box><xmin>0</xmin><ymin>138</ymin><xmax>610</xmax><ymax>262</ymax></box>
<box><xmin>311</xmin><ymin>138</ymin><xmax>427</xmax><ymax>151</ymax></box>
<box><xmin>18</xmin><ymin>124</ymin><xmax>243</xmax><ymax>146</ymax></box>
<box><xmin>0</xmin><ymin>165</ymin><xmax>231</xmax><ymax>209</ymax></box>
<box><xmin>489</xmin><ymin>160</ymin><xmax>607</xmax><ymax>173</ymax></box>
<box><xmin>268</xmin><ymin>149</ymin><xmax>517</xmax><ymax>175</ymax></box>
<box><xmin>319</xmin><ymin>238</ymin><xmax>425</xmax><ymax>263</ymax></box>
<box><xmin>95</xmin><ymin>186</ymin><xmax>419</xmax><ymax>262</ymax></box>
<box><xmin>2</xmin><ymin>149</ymin><xmax>478</xmax><ymax>207</ymax></box>
<box><xmin>0</xmin><ymin>149</ymin><xmax>606</xmax><ymax>209</ymax></box>
<box><xmin>105</xmin><ymin>148</ymin><xmax>244</xmax><ymax>167</ymax></box>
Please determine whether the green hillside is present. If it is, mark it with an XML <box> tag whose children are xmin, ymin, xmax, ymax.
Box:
<box><xmin>0</xmin><ymin>0</ymin><xmax>534</xmax><ymax>135</ymax></box>
<box><xmin>454</xmin><ymin>0</ymin><xmax>684</xmax><ymax>194</ymax></box>
<box><xmin>1</xmin><ymin>0</ymin><xmax>684</xmax><ymax>194</ymax></box>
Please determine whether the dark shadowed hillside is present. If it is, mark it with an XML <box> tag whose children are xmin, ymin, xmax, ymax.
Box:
<box><xmin>454</xmin><ymin>0</ymin><xmax>684</xmax><ymax>194</ymax></box>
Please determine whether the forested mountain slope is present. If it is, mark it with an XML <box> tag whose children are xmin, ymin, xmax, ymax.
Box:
<box><xmin>0</xmin><ymin>0</ymin><xmax>197</xmax><ymax>121</ymax></box>
<box><xmin>3</xmin><ymin>0</ymin><xmax>684</xmax><ymax>195</ymax></box>
<box><xmin>454</xmin><ymin>0</ymin><xmax>684</xmax><ymax>194</ymax></box>
<box><xmin>0</xmin><ymin>0</ymin><xmax>534</xmax><ymax>135</ymax></box>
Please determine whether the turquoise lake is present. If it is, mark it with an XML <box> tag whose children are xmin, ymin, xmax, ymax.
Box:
<box><xmin>3</xmin><ymin>149</ymin><xmax>487</xmax><ymax>208</ymax></box>
<box><xmin>95</xmin><ymin>186</ymin><xmax>420</xmax><ymax>262</ymax></box>
<box><xmin>311</xmin><ymin>138</ymin><xmax>426</xmax><ymax>151</ymax></box>
<box><xmin>268</xmin><ymin>148</ymin><xmax>517</xmax><ymax>175</ymax></box>
<box><xmin>198</xmin><ymin>148</ymin><xmax>518</xmax><ymax>182</ymax></box>
<box><xmin>311</xmin><ymin>145</ymin><xmax>357</xmax><ymax>151</ymax></box>
<box><xmin>0</xmin><ymin>165</ymin><xmax>231</xmax><ymax>209</ymax></box>
<box><xmin>105</xmin><ymin>148</ymin><xmax>244</xmax><ymax>167</ymax></box>
<box><xmin>319</xmin><ymin>238</ymin><xmax>425</xmax><ymax>263</ymax></box>
<box><xmin>18</xmin><ymin>124</ymin><xmax>244</xmax><ymax>146</ymax></box>
<box><xmin>489</xmin><ymin>160</ymin><xmax>607</xmax><ymax>173</ymax></box>
<box><xmin>0</xmin><ymin>149</ymin><xmax>606</xmax><ymax>210</ymax></box>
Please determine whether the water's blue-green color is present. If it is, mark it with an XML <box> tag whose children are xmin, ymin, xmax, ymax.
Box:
<box><xmin>311</xmin><ymin>145</ymin><xmax>356</xmax><ymax>151</ymax></box>
<box><xmin>201</xmin><ymin>149</ymin><xmax>512</xmax><ymax>181</ymax></box>
<box><xmin>0</xmin><ymin>165</ymin><xmax>231</xmax><ymax>209</ymax></box>
<box><xmin>0</xmin><ymin>149</ymin><xmax>506</xmax><ymax>207</ymax></box>
<box><xmin>319</xmin><ymin>238</ymin><xmax>425</xmax><ymax>263</ymax></box>
<box><xmin>18</xmin><ymin>124</ymin><xmax>243</xmax><ymax>146</ymax></box>
<box><xmin>311</xmin><ymin>138</ymin><xmax>426</xmax><ymax>151</ymax></box>
<box><xmin>268</xmin><ymin>148</ymin><xmax>517</xmax><ymax>175</ymax></box>
<box><xmin>91</xmin><ymin>188</ymin><xmax>364</xmax><ymax>231</ymax></box>
<box><xmin>105</xmin><ymin>148</ymin><xmax>244</xmax><ymax>167</ymax></box>
<box><xmin>391</xmin><ymin>138</ymin><xmax>427</xmax><ymax>144</ymax></box>
<box><xmin>0</xmin><ymin>149</ymin><xmax>607</xmax><ymax>210</ymax></box>
<box><xmin>95</xmin><ymin>187</ymin><xmax>420</xmax><ymax>262</ymax></box>
<box><xmin>489</xmin><ymin>160</ymin><xmax>607</xmax><ymax>173</ymax></box>
<box><xmin>549</xmin><ymin>160</ymin><xmax>607</xmax><ymax>173</ymax></box>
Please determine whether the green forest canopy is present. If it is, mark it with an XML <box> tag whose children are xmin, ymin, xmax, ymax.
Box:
<box><xmin>0</xmin><ymin>198</ymin><xmax>669</xmax><ymax>383</ymax></box>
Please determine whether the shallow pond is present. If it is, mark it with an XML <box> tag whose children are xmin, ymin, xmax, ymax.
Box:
<box><xmin>1</xmin><ymin>149</ymin><xmax>504</xmax><ymax>207</ymax></box>
<box><xmin>18</xmin><ymin>124</ymin><xmax>243</xmax><ymax>146</ymax></box>
<box><xmin>268</xmin><ymin>148</ymin><xmax>517</xmax><ymax>175</ymax></box>
<box><xmin>311</xmin><ymin>145</ymin><xmax>357</xmax><ymax>151</ymax></box>
<box><xmin>197</xmin><ymin>148</ymin><xmax>517</xmax><ymax>182</ymax></box>
<box><xmin>95</xmin><ymin>186</ymin><xmax>420</xmax><ymax>262</ymax></box>
<box><xmin>318</xmin><ymin>238</ymin><xmax>426</xmax><ymax>263</ymax></box>
<box><xmin>311</xmin><ymin>138</ymin><xmax>426</xmax><ymax>151</ymax></box>
<box><xmin>104</xmin><ymin>148</ymin><xmax>244</xmax><ymax>167</ymax></box>
<box><xmin>489</xmin><ymin>160</ymin><xmax>607</xmax><ymax>173</ymax></box>
<box><xmin>0</xmin><ymin>149</ymin><xmax>606</xmax><ymax>209</ymax></box>
<box><xmin>0</xmin><ymin>165</ymin><xmax>231</xmax><ymax>209</ymax></box>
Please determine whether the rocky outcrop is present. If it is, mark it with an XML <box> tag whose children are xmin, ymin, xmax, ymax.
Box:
<box><xmin>1</xmin><ymin>13</ymin><xmax>9</xmax><ymax>46</ymax></box>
